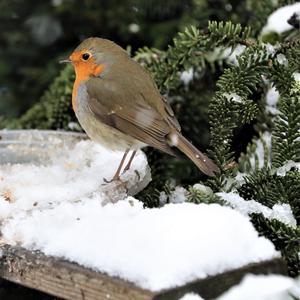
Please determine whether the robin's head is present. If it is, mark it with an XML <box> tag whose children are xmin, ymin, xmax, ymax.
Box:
<box><xmin>63</xmin><ymin>38</ymin><xmax>127</xmax><ymax>80</ymax></box>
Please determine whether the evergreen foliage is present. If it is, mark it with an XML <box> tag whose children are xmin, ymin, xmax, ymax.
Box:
<box><xmin>251</xmin><ymin>213</ymin><xmax>300</xmax><ymax>276</ymax></box>
<box><xmin>2</xmin><ymin>1</ymin><xmax>300</xmax><ymax>277</ymax></box>
<box><xmin>2</xmin><ymin>65</ymin><xmax>76</xmax><ymax>130</ymax></box>
<box><xmin>1</xmin><ymin>0</ymin><xmax>247</xmax><ymax>118</ymax></box>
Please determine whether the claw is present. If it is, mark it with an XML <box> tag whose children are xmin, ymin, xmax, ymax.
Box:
<box><xmin>103</xmin><ymin>177</ymin><xmax>114</xmax><ymax>184</ymax></box>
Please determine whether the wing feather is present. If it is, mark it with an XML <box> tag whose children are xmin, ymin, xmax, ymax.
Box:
<box><xmin>85</xmin><ymin>77</ymin><xmax>176</xmax><ymax>155</ymax></box>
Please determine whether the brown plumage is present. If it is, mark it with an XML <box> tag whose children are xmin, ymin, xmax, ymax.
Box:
<box><xmin>67</xmin><ymin>37</ymin><xmax>219</xmax><ymax>180</ymax></box>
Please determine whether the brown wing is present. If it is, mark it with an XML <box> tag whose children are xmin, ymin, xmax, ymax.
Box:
<box><xmin>85</xmin><ymin>77</ymin><xmax>177</xmax><ymax>156</ymax></box>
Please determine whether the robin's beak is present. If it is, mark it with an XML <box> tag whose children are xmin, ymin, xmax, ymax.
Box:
<box><xmin>59</xmin><ymin>58</ymin><xmax>72</xmax><ymax>64</ymax></box>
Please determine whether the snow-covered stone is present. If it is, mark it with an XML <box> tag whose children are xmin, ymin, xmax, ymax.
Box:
<box><xmin>0</xmin><ymin>134</ymin><xmax>150</xmax><ymax>217</ymax></box>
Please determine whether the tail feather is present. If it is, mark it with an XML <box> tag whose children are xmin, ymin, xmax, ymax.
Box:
<box><xmin>169</xmin><ymin>133</ymin><xmax>219</xmax><ymax>176</ymax></box>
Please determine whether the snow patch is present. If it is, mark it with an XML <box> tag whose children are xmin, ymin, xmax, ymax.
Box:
<box><xmin>0</xmin><ymin>140</ymin><xmax>149</xmax><ymax>220</ymax></box>
<box><xmin>168</xmin><ymin>186</ymin><xmax>187</xmax><ymax>204</ymax></box>
<box><xmin>276</xmin><ymin>160</ymin><xmax>300</xmax><ymax>176</ymax></box>
<box><xmin>223</xmin><ymin>92</ymin><xmax>242</xmax><ymax>103</ymax></box>
<box><xmin>266</xmin><ymin>86</ymin><xmax>279</xmax><ymax>115</ymax></box>
<box><xmin>276</xmin><ymin>53</ymin><xmax>288</xmax><ymax>66</ymax></box>
<box><xmin>265</xmin><ymin>43</ymin><xmax>277</xmax><ymax>56</ymax></box>
<box><xmin>293</xmin><ymin>72</ymin><xmax>300</xmax><ymax>82</ymax></box>
<box><xmin>180</xmin><ymin>293</ymin><xmax>205</xmax><ymax>300</ymax></box>
<box><xmin>218</xmin><ymin>192</ymin><xmax>296</xmax><ymax>227</ymax></box>
<box><xmin>248</xmin><ymin>132</ymin><xmax>272</xmax><ymax>169</ymax></box>
<box><xmin>180</xmin><ymin>68</ymin><xmax>194</xmax><ymax>85</ymax></box>
<box><xmin>218</xmin><ymin>274</ymin><xmax>300</xmax><ymax>300</ymax></box>
<box><xmin>223</xmin><ymin>45</ymin><xmax>246</xmax><ymax>65</ymax></box>
<box><xmin>262</xmin><ymin>2</ymin><xmax>300</xmax><ymax>34</ymax></box>
<box><xmin>193</xmin><ymin>183</ymin><xmax>213</xmax><ymax>194</ymax></box>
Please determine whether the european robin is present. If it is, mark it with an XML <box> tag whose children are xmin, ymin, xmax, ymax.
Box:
<box><xmin>62</xmin><ymin>38</ymin><xmax>219</xmax><ymax>181</ymax></box>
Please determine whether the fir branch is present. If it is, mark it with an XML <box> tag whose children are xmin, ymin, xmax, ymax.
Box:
<box><xmin>187</xmin><ymin>184</ymin><xmax>226</xmax><ymax>205</ymax></box>
<box><xmin>251</xmin><ymin>213</ymin><xmax>300</xmax><ymax>276</ymax></box>
<box><xmin>135</xmin><ymin>21</ymin><xmax>252</xmax><ymax>91</ymax></box>
<box><xmin>239</xmin><ymin>169</ymin><xmax>300</xmax><ymax>224</ymax></box>
<box><xmin>208</xmin><ymin>45</ymin><xmax>270</xmax><ymax>189</ymax></box>
<box><xmin>238</xmin><ymin>133</ymin><xmax>271</xmax><ymax>173</ymax></box>
<box><xmin>272</xmin><ymin>83</ymin><xmax>300</xmax><ymax>167</ymax></box>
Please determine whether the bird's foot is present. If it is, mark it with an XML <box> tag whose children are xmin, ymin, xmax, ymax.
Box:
<box><xmin>122</xmin><ymin>166</ymin><xmax>130</xmax><ymax>174</ymax></box>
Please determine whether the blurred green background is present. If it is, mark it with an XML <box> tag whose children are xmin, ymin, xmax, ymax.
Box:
<box><xmin>0</xmin><ymin>0</ymin><xmax>246</xmax><ymax>119</ymax></box>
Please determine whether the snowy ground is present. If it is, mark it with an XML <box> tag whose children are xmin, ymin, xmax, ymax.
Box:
<box><xmin>181</xmin><ymin>274</ymin><xmax>300</xmax><ymax>300</ymax></box>
<box><xmin>0</xmin><ymin>131</ymin><xmax>279</xmax><ymax>291</ymax></box>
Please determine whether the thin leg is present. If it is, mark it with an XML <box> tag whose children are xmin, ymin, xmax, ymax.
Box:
<box><xmin>122</xmin><ymin>150</ymin><xmax>137</xmax><ymax>174</ymax></box>
<box><xmin>104</xmin><ymin>149</ymin><xmax>129</xmax><ymax>183</ymax></box>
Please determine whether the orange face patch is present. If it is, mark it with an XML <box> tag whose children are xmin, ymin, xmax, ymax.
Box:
<box><xmin>70</xmin><ymin>50</ymin><xmax>106</xmax><ymax>111</ymax></box>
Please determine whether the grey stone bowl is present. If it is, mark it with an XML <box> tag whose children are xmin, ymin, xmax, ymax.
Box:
<box><xmin>0</xmin><ymin>130</ymin><xmax>87</xmax><ymax>165</ymax></box>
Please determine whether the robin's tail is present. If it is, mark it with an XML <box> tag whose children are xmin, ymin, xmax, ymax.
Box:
<box><xmin>169</xmin><ymin>133</ymin><xmax>219</xmax><ymax>177</ymax></box>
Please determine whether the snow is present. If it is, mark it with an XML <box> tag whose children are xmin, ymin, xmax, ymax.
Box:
<box><xmin>266</xmin><ymin>86</ymin><xmax>279</xmax><ymax>115</ymax></box>
<box><xmin>159</xmin><ymin>191</ymin><xmax>168</xmax><ymax>206</ymax></box>
<box><xmin>158</xmin><ymin>186</ymin><xmax>187</xmax><ymax>206</ymax></box>
<box><xmin>223</xmin><ymin>45</ymin><xmax>246</xmax><ymax>65</ymax></box>
<box><xmin>1</xmin><ymin>199</ymin><xmax>278</xmax><ymax>291</ymax></box>
<box><xmin>217</xmin><ymin>274</ymin><xmax>300</xmax><ymax>300</ymax></box>
<box><xmin>207</xmin><ymin>45</ymin><xmax>246</xmax><ymax>66</ymax></box>
<box><xmin>262</xmin><ymin>2</ymin><xmax>300</xmax><ymax>34</ymax></box>
<box><xmin>276</xmin><ymin>160</ymin><xmax>300</xmax><ymax>176</ymax></box>
<box><xmin>276</xmin><ymin>53</ymin><xmax>288</xmax><ymax>66</ymax></box>
<box><xmin>293</xmin><ymin>72</ymin><xmax>300</xmax><ymax>82</ymax></box>
<box><xmin>158</xmin><ymin>186</ymin><xmax>188</xmax><ymax>205</ymax></box>
<box><xmin>168</xmin><ymin>186</ymin><xmax>187</xmax><ymax>204</ymax></box>
<box><xmin>265</xmin><ymin>43</ymin><xmax>277</xmax><ymax>56</ymax></box>
<box><xmin>223</xmin><ymin>92</ymin><xmax>242</xmax><ymax>103</ymax></box>
<box><xmin>180</xmin><ymin>293</ymin><xmax>204</xmax><ymax>300</ymax></box>
<box><xmin>218</xmin><ymin>192</ymin><xmax>297</xmax><ymax>227</ymax></box>
<box><xmin>180</xmin><ymin>275</ymin><xmax>300</xmax><ymax>300</ymax></box>
<box><xmin>180</xmin><ymin>68</ymin><xmax>194</xmax><ymax>85</ymax></box>
<box><xmin>0</xmin><ymin>131</ymin><xmax>280</xmax><ymax>291</ymax></box>
<box><xmin>246</xmin><ymin>132</ymin><xmax>272</xmax><ymax>170</ymax></box>
<box><xmin>0</xmin><ymin>140</ymin><xmax>149</xmax><ymax>219</ymax></box>
<box><xmin>193</xmin><ymin>183</ymin><xmax>213</xmax><ymax>194</ymax></box>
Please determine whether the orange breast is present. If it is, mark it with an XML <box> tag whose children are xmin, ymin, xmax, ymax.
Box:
<box><xmin>72</xmin><ymin>60</ymin><xmax>106</xmax><ymax>111</ymax></box>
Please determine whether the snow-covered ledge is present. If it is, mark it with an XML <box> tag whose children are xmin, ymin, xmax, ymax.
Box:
<box><xmin>0</xmin><ymin>130</ymin><xmax>286</xmax><ymax>299</ymax></box>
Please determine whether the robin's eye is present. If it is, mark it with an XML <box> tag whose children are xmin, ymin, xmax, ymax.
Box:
<box><xmin>82</xmin><ymin>53</ymin><xmax>90</xmax><ymax>61</ymax></box>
